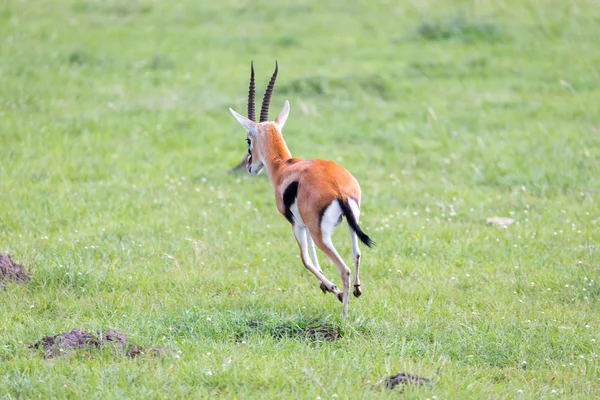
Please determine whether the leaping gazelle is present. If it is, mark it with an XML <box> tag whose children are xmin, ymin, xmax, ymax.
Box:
<box><xmin>229</xmin><ymin>62</ymin><xmax>373</xmax><ymax>317</ymax></box>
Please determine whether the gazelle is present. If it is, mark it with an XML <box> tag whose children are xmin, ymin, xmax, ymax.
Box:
<box><xmin>229</xmin><ymin>62</ymin><xmax>373</xmax><ymax>317</ymax></box>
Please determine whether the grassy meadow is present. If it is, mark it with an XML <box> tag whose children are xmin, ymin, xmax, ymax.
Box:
<box><xmin>1</xmin><ymin>0</ymin><xmax>600</xmax><ymax>397</ymax></box>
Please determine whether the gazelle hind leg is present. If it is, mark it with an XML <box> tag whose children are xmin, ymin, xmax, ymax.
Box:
<box><xmin>312</xmin><ymin>200</ymin><xmax>351</xmax><ymax>318</ymax></box>
<box><xmin>348</xmin><ymin>199</ymin><xmax>362</xmax><ymax>297</ymax></box>
<box><xmin>292</xmin><ymin>224</ymin><xmax>341</xmax><ymax>299</ymax></box>
<box><xmin>316</xmin><ymin>235</ymin><xmax>351</xmax><ymax>317</ymax></box>
<box><xmin>350</xmin><ymin>231</ymin><xmax>362</xmax><ymax>297</ymax></box>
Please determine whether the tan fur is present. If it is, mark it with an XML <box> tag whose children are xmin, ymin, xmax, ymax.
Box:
<box><xmin>252</xmin><ymin>125</ymin><xmax>361</xmax><ymax>235</ymax></box>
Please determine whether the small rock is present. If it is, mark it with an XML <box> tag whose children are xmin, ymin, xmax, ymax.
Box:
<box><xmin>486</xmin><ymin>217</ymin><xmax>514</xmax><ymax>227</ymax></box>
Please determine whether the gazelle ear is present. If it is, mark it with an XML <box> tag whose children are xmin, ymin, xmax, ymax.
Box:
<box><xmin>230</xmin><ymin>108</ymin><xmax>257</xmax><ymax>136</ymax></box>
<box><xmin>274</xmin><ymin>100</ymin><xmax>290</xmax><ymax>130</ymax></box>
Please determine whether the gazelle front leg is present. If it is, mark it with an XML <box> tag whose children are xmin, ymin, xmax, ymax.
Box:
<box><xmin>306</xmin><ymin>231</ymin><xmax>320</xmax><ymax>271</ymax></box>
<box><xmin>292</xmin><ymin>224</ymin><xmax>342</xmax><ymax>300</ymax></box>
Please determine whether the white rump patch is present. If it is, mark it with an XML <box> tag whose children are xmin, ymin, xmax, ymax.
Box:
<box><xmin>347</xmin><ymin>198</ymin><xmax>360</xmax><ymax>221</ymax></box>
<box><xmin>320</xmin><ymin>200</ymin><xmax>343</xmax><ymax>238</ymax></box>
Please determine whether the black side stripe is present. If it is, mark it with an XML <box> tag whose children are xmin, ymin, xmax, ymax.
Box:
<box><xmin>282</xmin><ymin>181</ymin><xmax>299</xmax><ymax>224</ymax></box>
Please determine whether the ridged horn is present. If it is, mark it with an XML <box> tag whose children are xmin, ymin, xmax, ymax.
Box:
<box><xmin>247</xmin><ymin>61</ymin><xmax>255</xmax><ymax>122</ymax></box>
<box><xmin>259</xmin><ymin>61</ymin><xmax>278</xmax><ymax>122</ymax></box>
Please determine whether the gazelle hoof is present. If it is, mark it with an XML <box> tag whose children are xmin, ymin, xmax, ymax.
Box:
<box><xmin>319</xmin><ymin>282</ymin><xmax>328</xmax><ymax>294</ymax></box>
<box><xmin>353</xmin><ymin>284</ymin><xmax>362</xmax><ymax>298</ymax></box>
<box><xmin>336</xmin><ymin>291</ymin><xmax>344</xmax><ymax>303</ymax></box>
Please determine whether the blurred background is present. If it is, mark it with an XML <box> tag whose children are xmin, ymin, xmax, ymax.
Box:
<box><xmin>2</xmin><ymin>0</ymin><xmax>599</xmax><ymax>190</ymax></box>
<box><xmin>1</xmin><ymin>1</ymin><xmax>599</xmax><ymax>396</ymax></box>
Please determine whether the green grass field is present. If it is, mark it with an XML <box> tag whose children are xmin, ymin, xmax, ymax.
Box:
<box><xmin>1</xmin><ymin>0</ymin><xmax>599</xmax><ymax>398</ymax></box>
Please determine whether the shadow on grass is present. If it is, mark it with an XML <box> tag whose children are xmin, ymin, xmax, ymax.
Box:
<box><xmin>166</xmin><ymin>309</ymin><xmax>375</xmax><ymax>344</ymax></box>
<box><xmin>235</xmin><ymin>317</ymin><xmax>341</xmax><ymax>342</ymax></box>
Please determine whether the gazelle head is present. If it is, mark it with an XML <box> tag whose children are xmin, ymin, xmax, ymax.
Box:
<box><xmin>230</xmin><ymin>61</ymin><xmax>290</xmax><ymax>175</ymax></box>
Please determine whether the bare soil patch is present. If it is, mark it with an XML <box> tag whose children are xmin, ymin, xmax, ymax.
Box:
<box><xmin>381</xmin><ymin>372</ymin><xmax>430</xmax><ymax>390</ymax></box>
<box><xmin>0</xmin><ymin>254</ymin><xmax>29</xmax><ymax>285</ymax></box>
<box><xmin>29</xmin><ymin>329</ymin><xmax>166</xmax><ymax>359</ymax></box>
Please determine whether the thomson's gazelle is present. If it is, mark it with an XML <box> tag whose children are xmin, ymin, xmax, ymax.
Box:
<box><xmin>229</xmin><ymin>62</ymin><xmax>373</xmax><ymax>317</ymax></box>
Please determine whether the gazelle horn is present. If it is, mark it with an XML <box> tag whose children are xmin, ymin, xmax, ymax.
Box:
<box><xmin>259</xmin><ymin>61</ymin><xmax>278</xmax><ymax>122</ymax></box>
<box><xmin>247</xmin><ymin>61</ymin><xmax>255</xmax><ymax>122</ymax></box>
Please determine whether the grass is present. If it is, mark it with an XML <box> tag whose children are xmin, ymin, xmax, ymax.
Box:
<box><xmin>1</xmin><ymin>0</ymin><xmax>599</xmax><ymax>397</ymax></box>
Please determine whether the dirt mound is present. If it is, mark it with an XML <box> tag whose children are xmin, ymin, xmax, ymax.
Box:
<box><xmin>0</xmin><ymin>254</ymin><xmax>29</xmax><ymax>285</ymax></box>
<box><xmin>29</xmin><ymin>329</ymin><xmax>165</xmax><ymax>359</ymax></box>
<box><xmin>30</xmin><ymin>329</ymin><xmax>121</xmax><ymax>358</ymax></box>
<box><xmin>382</xmin><ymin>372</ymin><xmax>430</xmax><ymax>389</ymax></box>
<box><xmin>32</xmin><ymin>329</ymin><xmax>98</xmax><ymax>353</ymax></box>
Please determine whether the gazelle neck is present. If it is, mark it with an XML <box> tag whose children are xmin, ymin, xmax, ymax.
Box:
<box><xmin>259</xmin><ymin>124</ymin><xmax>292</xmax><ymax>183</ymax></box>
